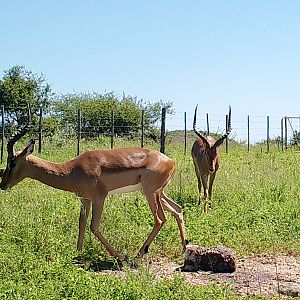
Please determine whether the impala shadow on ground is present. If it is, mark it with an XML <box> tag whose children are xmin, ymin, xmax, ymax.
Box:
<box><xmin>72</xmin><ymin>256</ymin><xmax>123</xmax><ymax>272</ymax></box>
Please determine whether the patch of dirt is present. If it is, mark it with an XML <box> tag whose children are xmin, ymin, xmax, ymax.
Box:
<box><xmin>95</xmin><ymin>254</ymin><xmax>300</xmax><ymax>298</ymax></box>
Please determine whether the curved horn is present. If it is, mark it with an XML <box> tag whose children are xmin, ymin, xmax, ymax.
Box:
<box><xmin>193</xmin><ymin>105</ymin><xmax>209</xmax><ymax>146</ymax></box>
<box><xmin>214</xmin><ymin>105</ymin><xmax>232</xmax><ymax>148</ymax></box>
<box><xmin>7</xmin><ymin>104</ymin><xmax>32</xmax><ymax>159</ymax></box>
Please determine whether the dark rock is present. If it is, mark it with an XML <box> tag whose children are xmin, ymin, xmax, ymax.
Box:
<box><xmin>279</xmin><ymin>282</ymin><xmax>300</xmax><ymax>297</ymax></box>
<box><xmin>182</xmin><ymin>245</ymin><xmax>236</xmax><ymax>273</ymax></box>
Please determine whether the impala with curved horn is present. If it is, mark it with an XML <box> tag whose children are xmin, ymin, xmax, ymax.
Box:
<box><xmin>191</xmin><ymin>105</ymin><xmax>231</xmax><ymax>209</ymax></box>
<box><xmin>0</xmin><ymin>108</ymin><xmax>187</xmax><ymax>260</ymax></box>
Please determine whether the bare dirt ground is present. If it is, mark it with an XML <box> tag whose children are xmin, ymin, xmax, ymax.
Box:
<box><xmin>94</xmin><ymin>254</ymin><xmax>300</xmax><ymax>298</ymax></box>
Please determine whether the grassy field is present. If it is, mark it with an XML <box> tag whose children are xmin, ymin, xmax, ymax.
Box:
<box><xmin>0</xmin><ymin>136</ymin><xmax>299</xmax><ymax>299</ymax></box>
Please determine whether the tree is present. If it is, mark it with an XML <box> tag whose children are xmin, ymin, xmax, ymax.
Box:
<box><xmin>291</xmin><ymin>130</ymin><xmax>300</xmax><ymax>146</ymax></box>
<box><xmin>52</xmin><ymin>92</ymin><xmax>173</xmax><ymax>138</ymax></box>
<box><xmin>139</xmin><ymin>98</ymin><xmax>174</xmax><ymax>126</ymax></box>
<box><xmin>0</xmin><ymin>65</ymin><xmax>52</xmax><ymax>125</ymax></box>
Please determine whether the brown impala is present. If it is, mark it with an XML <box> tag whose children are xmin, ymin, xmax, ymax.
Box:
<box><xmin>0</xmin><ymin>109</ymin><xmax>187</xmax><ymax>260</ymax></box>
<box><xmin>192</xmin><ymin>105</ymin><xmax>231</xmax><ymax>209</ymax></box>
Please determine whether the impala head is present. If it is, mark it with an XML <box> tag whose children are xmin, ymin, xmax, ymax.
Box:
<box><xmin>0</xmin><ymin>105</ymin><xmax>34</xmax><ymax>190</ymax></box>
<box><xmin>203</xmin><ymin>144</ymin><xmax>218</xmax><ymax>173</ymax></box>
<box><xmin>193</xmin><ymin>105</ymin><xmax>232</xmax><ymax>173</ymax></box>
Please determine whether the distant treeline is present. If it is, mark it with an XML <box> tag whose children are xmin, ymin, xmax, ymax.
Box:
<box><xmin>0</xmin><ymin>65</ymin><xmax>172</xmax><ymax>139</ymax></box>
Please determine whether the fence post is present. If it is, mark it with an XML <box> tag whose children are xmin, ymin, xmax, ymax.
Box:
<box><xmin>206</xmin><ymin>113</ymin><xmax>210</xmax><ymax>135</ymax></box>
<box><xmin>111</xmin><ymin>110</ymin><xmax>114</xmax><ymax>149</ymax></box>
<box><xmin>225</xmin><ymin>114</ymin><xmax>228</xmax><ymax>154</ymax></box>
<box><xmin>141</xmin><ymin>110</ymin><xmax>144</xmax><ymax>148</ymax></box>
<box><xmin>1</xmin><ymin>106</ymin><xmax>4</xmax><ymax>163</ymax></box>
<box><xmin>184</xmin><ymin>112</ymin><xmax>187</xmax><ymax>155</ymax></box>
<box><xmin>38</xmin><ymin>106</ymin><xmax>43</xmax><ymax>154</ymax></box>
<box><xmin>247</xmin><ymin>115</ymin><xmax>250</xmax><ymax>151</ymax></box>
<box><xmin>77</xmin><ymin>108</ymin><xmax>81</xmax><ymax>156</ymax></box>
<box><xmin>160</xmin><ymin>108</ymin><xmax>166</xmax><ymax>154</ymax></box>
<box><xmin>280</xmin><ymin>118</ymin><xmax>284</xmax><ymax>151</ymax></box>
<box><xmin>267</xmin><ymin>115</ymin><xmax>270</xmax><ymax>153</ymax></box>
<box><xmin>284</xmin><ymin>117</ymin><xmax>288</xmax><ymax>149</ymax></box>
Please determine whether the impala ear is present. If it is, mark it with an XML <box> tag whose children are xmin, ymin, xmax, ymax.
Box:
<box><xmin>20</xmin><ymin>139</ymin><xmax>35</xmax><ymax>157</ymax></box>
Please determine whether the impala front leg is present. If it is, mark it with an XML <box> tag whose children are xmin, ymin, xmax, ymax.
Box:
<box><xmin>201</xmin><ymin>174</ymin><xmax>208</xmax><ymax>199</ymax></box>
<box><xmin>208</xmin><ymin>172</ymin><xmax>216</xmax><ymax>199</ymax></box>
<box><xmin>200</xmin><ymin>174</ymin><xmax>209</xmax><ymax>213</ymax></box>
<box><xmin>192</xmin><ymin>157</ymin><xmax>202</xmax><ymax>205</ymax></box>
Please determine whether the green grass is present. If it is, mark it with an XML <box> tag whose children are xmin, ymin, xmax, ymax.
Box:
<box><xmin>0</xmin><ymin>137</ymin><xmax>299</xmax><ymax>299</ymax></box>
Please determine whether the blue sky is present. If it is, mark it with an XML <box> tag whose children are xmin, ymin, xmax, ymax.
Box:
<box><xmin>1</xmin><ymin>1</ymin><xmax>300</xmax><ymax>141</ymax></box>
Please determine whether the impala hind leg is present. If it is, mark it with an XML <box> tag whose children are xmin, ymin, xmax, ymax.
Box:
<box><xmin>77</xmin><ymin>198</ymin><xmax>91</xmax><ymax>252</ymax></box>
<box><xmin>138</xmin><ymin>191</ymin><xmax>166</xmax><ymax>257</ymax></box>
<box><xmin>161</xmin><ymin>191</ymin><xmax>188</xmax><ymax>250</ymax></box>
<box><xmin>90</xmin><ymin>196</ymin><xmax>126</xmax><ymax>261</ymax></box>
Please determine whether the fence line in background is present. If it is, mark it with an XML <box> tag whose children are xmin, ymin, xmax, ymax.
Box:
<box><xmin>206</xmin><ymin>113</ymin><xmax>210</xmax><ymax>135</ymax></box>
<box><xmin>1</xmin><ymin>106</ymin><xmax>4</xmax><ymax>163</ymax></box>
<box><xmin>184</xmin><ymin>112</ymin><xmax>187</xmax><ymax>155</ymax></box>
<box><xmin>160</xmin><ymin>107</ymin><xmax>166</xmax><ymax>154</ymax></box>
<box><xmin>0</xmin><ymin>106</ymin><xmax>299</xmax><ymax>161</ymax></box>
<box><xmin>77</xmin><ymin>109</ymin><xmax>81</xmax><ymax>156</ymax></box>
<box><xmin>111</xmin><ymin>110</ymin><xmax>114</xmax><ymax>149</ymax></box>
<box><xmin>247</xmin><ymin>115</ymin><xmax>250</xmax><ymax>152</ymax></box>
<box><xmin>267</xmin><ymin>116</ymin><xmax>270</xmax><ymax>153</ymax></box>
<box><xmin>285</xmin><ymin>117</ymin><xmax>288</xmax><ymax>150</ymax></box>
<box><xmin>225</xmin><ymin>114</ymin><xmax>229</xmax><ymax>154</ymax></box>
<box><xmin>141</xmin><ymin>110</ymin><xmax>145</xmax><ymax>148</ymax></box>
<box><xmin>38</xmin><ymin>106</ymin><xmax>43</xmax><ymax>154</ymax></box>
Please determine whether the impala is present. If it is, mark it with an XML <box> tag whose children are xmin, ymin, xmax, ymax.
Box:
<box><xmin>0</xmin><ymin>110</ymin><xmax>187</xmax><ymax>261</ymax></box>
<box><xmin>192</xmin><ymin>105</ymin><xmax>231</xmax><ymax>208</ymax></box>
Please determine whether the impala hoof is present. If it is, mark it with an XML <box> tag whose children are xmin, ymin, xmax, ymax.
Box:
<box><xmin>118</xmin><ymin>254</ymin><xmax>127</xmax><ymax>261</ymax></box>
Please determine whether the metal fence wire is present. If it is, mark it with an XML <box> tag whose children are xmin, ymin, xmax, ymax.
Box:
<box><xmin>0</xmin><ymin>105</ymin><xmax>299</xmax><ymax>162</ymax></box>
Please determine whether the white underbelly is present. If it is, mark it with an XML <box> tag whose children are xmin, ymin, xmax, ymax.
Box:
<box><xmin>108</xmin><ymin>183</ymin><xmax>142</xmax><ymax>196</ymax></box>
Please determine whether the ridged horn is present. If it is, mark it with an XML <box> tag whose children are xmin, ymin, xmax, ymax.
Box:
<box><xmin>193</xmin><ymin>105</ymin><xmax>209</xmax><ymax>147</ymax></box>
<box><xmin>7</xmin><ymin>104</ymin><xmax>32</xmax><ymax>159</ymax></box>
<box><xmin>214</xmin><ymin>105</ymin><xmax>232</xmax><ymax>148</ymax></box>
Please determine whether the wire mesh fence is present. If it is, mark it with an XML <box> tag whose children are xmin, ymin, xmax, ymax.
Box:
<box><xmin>1</xmin><ymin>107</ymin><xmax>300</xmax><ymax>158</ymax></box>
<box><xmin>1</xmin><ymin>105</ymin><xmax>300</xmax><ymax>162</ymax></box>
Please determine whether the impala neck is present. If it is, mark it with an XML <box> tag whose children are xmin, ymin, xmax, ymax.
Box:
<box><xmin>27</xmin><ymin>156</ymin><xmax>74</xmax><ymax>192</ymax></box>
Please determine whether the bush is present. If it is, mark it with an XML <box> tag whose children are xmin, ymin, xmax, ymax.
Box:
<box><xmin>52</xmin><ymin>92</ymin><xmax>172</xmax><ymax>138</ymax></box>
